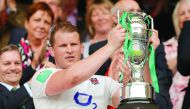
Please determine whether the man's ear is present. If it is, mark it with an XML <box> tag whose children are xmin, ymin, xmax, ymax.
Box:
<box><xmin>80</xmin><ymin>43</ymin><xmax>84</xmax><ymax>54</ymax></box>
<box><xmin>49</xmin><ymin>47</ymin><xmax>55</xmax><ymax>57</ymax></box>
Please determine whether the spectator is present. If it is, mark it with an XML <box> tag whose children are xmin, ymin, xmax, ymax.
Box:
<box><xmin>83</xmin><ymin>0</ymin><xmax>114</xmax><ymax>75</ymax></box>
<box><xmin>177</xmin><ymin>20</ymin><xmax>190</xmax><ymax>109</ymax></box>
<box><xmin>0</xmin><ymin>44</ymin><xmax>34</xmax><ymax>109</ymax></box>
<box><xmin>8</xmin><ymin>0</ymin><xmax>63</xmax><ymax>45</ymax></box>
<box><xmin>164</xmin><ymin>0</ymin><xmax>190</xmax><ymax>109</ymax></box>
<box><xmin>84</xmin><ymin>0</ymin><xmax>114</xmax><ymax>57</ymax></box>
<box><xmin>17</xmin><ymin>2</ymin><xmax>54</xmax><ymax>85</ymax></box>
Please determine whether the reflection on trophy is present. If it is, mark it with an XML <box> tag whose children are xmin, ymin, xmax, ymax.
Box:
<box><xmin>117</xmin><ymin>11</ymin><xmax>159</xmax><ymax>109</ymax></box>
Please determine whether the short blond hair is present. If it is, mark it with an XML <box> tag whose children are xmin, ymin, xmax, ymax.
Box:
<box><xmin>0</xmin><ymin>44</ymin><xmax>20</xmax><ymax>57</ymax></box>
<box><xmin>50</xmin><ymin>21</ymin><xmax>79</xmax><ymax>47</ymax></box>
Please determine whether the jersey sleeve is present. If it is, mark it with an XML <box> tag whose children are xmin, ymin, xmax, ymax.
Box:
<box><xmin>31</xmin><ymin>68</ymin><xmax>60</xmax><ymax>98</ymax></box>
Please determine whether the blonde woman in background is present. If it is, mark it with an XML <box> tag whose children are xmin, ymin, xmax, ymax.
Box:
<box><xmin>83</xmin><ymin>0</ymin><xmax>114</xmax><ymax>58</ymax></box>
<box><xmin>168</xmin><ymin>0</ymin><xmax>190</xmax><ymax>109</ymax></box>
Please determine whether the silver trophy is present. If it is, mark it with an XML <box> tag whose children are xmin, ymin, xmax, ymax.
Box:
<box><xmin>117</xmin><ymin>11</ymin><xmax>158</xmax><ymax>109</ymax></box>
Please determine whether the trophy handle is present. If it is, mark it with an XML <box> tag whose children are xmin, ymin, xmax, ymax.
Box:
<box><xmin>144</xmin><ymin>14</ymin><xmax>154</xmax><ymax>30</ymax></box>
<box><xmin>147</xmin><ymin>15</ymin><xmax>154</xmax><ymax>30</ymax></box>
<box><xmin>143</xmin><ymin>14</ymin><xmax>154</xmax><ymax>37</ymax></box>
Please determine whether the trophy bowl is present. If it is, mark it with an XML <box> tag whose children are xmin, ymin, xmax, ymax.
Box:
<box><xmin>117</xmin><ymin>12</ymin><xmax>158</xmax><ymax>109</ymax></box>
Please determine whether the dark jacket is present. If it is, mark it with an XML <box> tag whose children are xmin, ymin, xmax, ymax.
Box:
<box><xmin>177</xmin><ymin>20</ymin><xmax>190</xmax><ymax>109</ymax></box>
<box><xmin>155</xmin><ymin>43</ymin><xmax>173</xmax><ymax>109</ymax></box>
<box><xmin>89</xmin><ymin>40</ymin><xmax>111</xmax><ymax>75</ymax></box>
<box><xmin>0</xmin><ymin>84</ymin><xmax>35</xmax><ymax>109</ymax></box>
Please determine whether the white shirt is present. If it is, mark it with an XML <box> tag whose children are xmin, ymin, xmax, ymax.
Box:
<box><xmin>31</xmin><ymin>68</ymin><xmax>120</xmax><ymax>109</ymax></box>
<box><xmin>0</xmin><ymin>82</ymin><xmax>32</xmax><ymax>97</ymax></box>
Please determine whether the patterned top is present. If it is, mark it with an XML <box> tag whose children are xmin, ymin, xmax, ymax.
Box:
<box><xmin>18</xmin><ymin>36</ymin><xmax>51</xmax><ymax>71</ymax></box>
<box><xmin>164</xmin><ymin>37</ymin><xmax>190</xmax><ymax>109</ymax></box>
<box><xmin>169</xmin><ymin>72</ymin><xmax>189</xmax><ymax>109</ymax></box>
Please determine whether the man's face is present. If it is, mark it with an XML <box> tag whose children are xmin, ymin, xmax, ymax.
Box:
<box><xmin>0</xmin><ymin>51</ymin><xmax>22</xmax><ymax>86</ymax></box>
<box><xmin>51</xmin><ymin>30</ymin><xmax>83</xmax><ymax>69</ymax></box>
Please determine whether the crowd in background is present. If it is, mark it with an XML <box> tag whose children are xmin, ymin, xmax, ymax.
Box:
<box><xmin>0</xmin><ymin>0</ymin><xmax>178</xmax><ymax>47</ymax></box>
<box><xmin>0</xmin><ymin>0</ymin><xmax>190</xmax><ymax>109</ymax></box>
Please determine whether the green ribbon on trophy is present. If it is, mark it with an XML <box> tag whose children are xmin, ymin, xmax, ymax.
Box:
<box><xmin>119</xmin><ymin>11</ymin><xmax>159</xmax><ymax>93</ymax></box>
